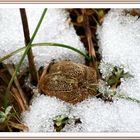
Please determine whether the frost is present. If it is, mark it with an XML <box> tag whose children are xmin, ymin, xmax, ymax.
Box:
<box><xmin>0</xmin><ymin>8</ymin><xmax>85</xmax><ymax>70</ymax></box>
<box><xmin>97</xmin><ymin>9</ymin><xmax>140</xmax><ymax>100</ymax></box>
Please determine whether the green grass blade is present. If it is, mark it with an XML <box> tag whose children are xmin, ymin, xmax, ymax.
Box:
<box><xmin>0</xmin><ymin>43</ymin><xmax>91</xmax><ymax>63</ymax></box>
<box><xmin>31</xmin><ymin>43</ymin><xmax>91</xmax><ymax>61</ymax></box>
<box><xmin>3</xmin><ymin>8</ymin><xmax>47</xmax><ymax>109</ymax></box>
<box><xmin>117</xmin><ymin>94</ymin><xmax>140</xmax><ymax>104</ymax></box>
<box><xmin>0</xmin><ymin>47</ymin><xmax>25</xmax><ymax>63</ymax></box>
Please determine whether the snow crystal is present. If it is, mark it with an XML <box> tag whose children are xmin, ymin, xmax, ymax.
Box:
<box><xmin>0</xmin><ymin>8</ymin><xmax>85</xmax><ymax>69</ymax></box>
<box><xmin>22</xmin><ymin>94</ymin><xmax>140</xmax><ymax>132</ymax></box>
<box><xmin>97</xmin><ymin>9</ymin><xmax>140</xmax><ymax>100</ymax></box>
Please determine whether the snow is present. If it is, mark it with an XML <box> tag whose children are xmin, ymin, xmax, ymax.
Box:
<box><xmin>19</xmin><ymin>9</ymin><xmax>140</xmax><ymax>132</ymax></box>
<box><xmin>0</xmin><ymin>8</ymin><xmax>85</xmax><ymax>69</ymax></box>
<box><xmin>72</xmin><ymin>98</ymin><xmax>140</xmax><ymax>132</ymax></box>
<box><xmin>0</xmin><ymin>9</ymin><xmax>135</xmax><ymax>132</ymax></box>
<box><xmin>97</xmin><ymin>9</ymin><xmax>140</xmax><ymax>100</ymax></box>
<box><xmin>22</xmin><ymin>94</ymin><xmax>140</xmax><ymax>132</ymax></box>
<box><xmin>22</xmin><ymin>94</ymin><xmax>71</xmax><ymax>132</ymax></box>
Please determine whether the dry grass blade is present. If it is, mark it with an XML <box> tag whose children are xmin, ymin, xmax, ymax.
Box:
<box><xmin>82</xmin><ymin>9</ymin><xmax>96</xmax><ymax>59</ymax></box>
<box><xmin>39</xmin><ymin>63</ymin><xmax>50</xmax><ymax>82</ymax></box>
<box><xmin>8</xmin><ymin>121</ymin><xmax>28</xmax><ymax>131</ymax></box>
<box><xmin>11</xmin><ymin>87</ymin><xmax>26</xmax><ymax>112</ymax></box>
<box><xmin>5</xmin><ymin>64</ymin><xmax>28</xmax><ymax>112</ymax></box>
<box><xmin>81</xmin><ymin>9</ymin><xmax>99</xmax><ymax>79</ymax></box>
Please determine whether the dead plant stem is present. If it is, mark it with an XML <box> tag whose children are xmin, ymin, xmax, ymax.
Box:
<box><xmin>20</xmin><ymin>8</ymin><xmax>38</xmax><ymax>85</ymax></box>
<box><xmin>82</xmin><ymin>9</ymin><xmax>98</xmax><ymax>78</ymax></box>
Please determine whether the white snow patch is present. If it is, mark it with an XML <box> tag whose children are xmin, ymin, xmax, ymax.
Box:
<box><xmin>0</xmin><ymin>8</ymin><xmax>85</xmax><ymax>69</ymax></box>
<box><xmin>97</xmin><ymin>9</ymin><xmax>140</xmax><ymax>100</ymax></box>
<box><xmin>22</xmin><ymin>94</ymin><xmax>140</xmax><ymax>132</ymax></box>
<box><xmin>22</xmin><ymin>94</ymin><xmax>72</xmax><ymax>132</ymax></box>
<box><xmin>72</xmin><ymin>98</ymin><xmax>140</xmax><ymax>132</ymax></box>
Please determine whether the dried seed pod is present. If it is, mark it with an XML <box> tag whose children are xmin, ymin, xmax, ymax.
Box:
<box><xmin>39</xmin><ymin>60</ymin><xmax>97</xmax><ymax>104</ymax></box>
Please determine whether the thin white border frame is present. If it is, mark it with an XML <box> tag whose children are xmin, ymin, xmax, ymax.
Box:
<box><xmin>0</xmin><ymin>3</ymin><xmax>139</xmax><ymax>139</ymax></box>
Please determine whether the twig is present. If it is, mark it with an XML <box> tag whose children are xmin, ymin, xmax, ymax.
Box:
<box><xmin>20</xmin><ymin>8</ymin><xmax>38</xmax><ymax>85</ymax></box>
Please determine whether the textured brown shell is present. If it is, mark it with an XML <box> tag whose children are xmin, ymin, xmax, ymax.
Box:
<box><xmin>39</xmin><ymin>61</ymin><xmax>97</xmax><ymax>104</ymax></box>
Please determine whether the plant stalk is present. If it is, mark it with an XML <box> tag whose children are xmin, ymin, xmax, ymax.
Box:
<box><xmin>4</xmin><ymin>8</ymin><xmax>47</xmax><ymax>109</ymax></box>
<box><xmin>20</xmin><ymin>8</ymin><xmax>38</xmax><ymax>85</ymax></box>
<box><xmin>82</xmin><ymin>9</ymin><xmax>99</xmax><ymax>79</ymax></box>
